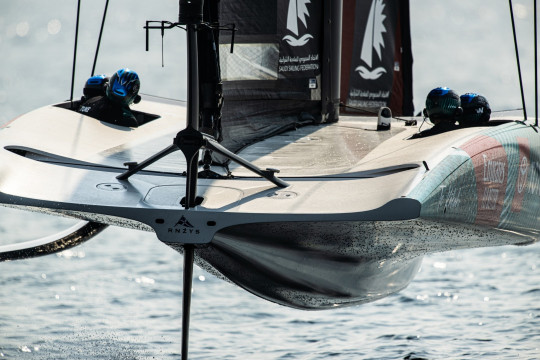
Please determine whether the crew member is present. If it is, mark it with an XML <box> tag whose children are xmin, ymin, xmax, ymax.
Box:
<box><xmin>78</xmin><ymin>68</ymin><xmax>141</xmax><ymax>127</ymax></box>
<box><xmin>412</xmin><ymin>87</ymin><xmax>462</xmax><ymax>138</ymax></box>
<box><xmin>81</xmin><ymin>74</ymin><xmax>109</xmax><ymax>102</ymax></box>
<box><xmin>459</xmin><ymin>93</ymin><xmax>491</xmax><ymax>127</ymax></box>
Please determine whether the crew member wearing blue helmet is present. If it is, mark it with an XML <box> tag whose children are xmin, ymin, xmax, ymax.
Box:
<box><xmin>81</xmin><ymin>74</ymin><xmax>109</xmax><ymax>101</ymax></box>
<box><xmin>459</xmin><ymin>93</ymin><xmax>491</xmax><ymax>127</ymax></box>
<box><xmin>411</xmin><ymin>87</ymin><xmax>462</xmax><ymax>138</ymax></box>
<box><xmin>78</xmin><ymin>68</ymin><xmax>141</xmax><ymax>127</ymax></box>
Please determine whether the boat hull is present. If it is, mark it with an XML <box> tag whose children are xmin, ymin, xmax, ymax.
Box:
<box><xmin>169</xmin><ymin>213</ymin><xmax>531</xmax><ymax>309</ymax></box>
<box><xmin>196</xmin><ymin>221</ymin><xmax>426</xmax><ymax>310</ymax></box>
<box><xmin>0</xmin><ymin>99</ymin><xmax>538</xmax><ymax>309</ymax></box>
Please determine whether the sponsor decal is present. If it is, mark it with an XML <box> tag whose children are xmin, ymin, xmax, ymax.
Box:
<box><xmin>346</xmin><ymin>0</ymin><xmax>398</xmax><ymax>110</ymax></box>
<box><xmin>278</xmin><ymin>54</ymin><xmax>320</xmax><ymax>74</ymax></box>
<box><xmin>355</xmin><ymin>0</ymin><xmax>387</xmax><ymax>80</ymax></box>
<box><xmin>175</xmin><ymin>216</ymin><xmax>194</xmax><ymax>228</ymax></box>
<box><xmin>278</xmin><ymin>0</ymin><xmax>321</xmax><ymax>79</ymax></box>
<box><xmin>511</xmin><ymin>137</ymin><xmax>530</xmax><ymax>212</ymax></box>
<box><xmin>282</xmin><ymin>0</ymin><xmax>313</xmax><ymax>47</ymax></box>
<box><xmin>168</xmin><ymin>215</ymin><xmax>200</xmax><ymax>235</ymax></box>
<box><xmin>461</xmin><ymin>135</ymin><xmax>508</xmax><ymax>226</ymax></box>
<box><xmin>525</xmin><ymin>161</ymin><xmax>540</xmax><ymax>196</ymax></box>
<box><xmin>437</xmin><ymin>185</ymin><xmax>462</xmax><ymax>213</ymax></box>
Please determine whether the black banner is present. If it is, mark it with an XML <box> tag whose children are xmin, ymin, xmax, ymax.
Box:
<box><xmin>346</xmin><ymin>0</ymin><xmax>399</xmax><ymax>111</ymax></box>
<box><xmin>219</xmin><ymin>0</ymin><xmax>323</xmax><ymax>89</ymax></box>
<box><xmin>219</xmin><ymin>2</ymin><xmax>277</xmax><ymax>37</ymax></box>
<box><xmin>277</xmin><ymin>0</ymin><xmax>323</xmax><ymax>80</ymax></box>
<box><xmin>217</xmin><ymin>0</ymin><xmax>326</xmax><ymax>153</ymax></box>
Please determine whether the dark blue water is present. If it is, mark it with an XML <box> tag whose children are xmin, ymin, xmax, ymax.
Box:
<box><xmin>0</xmin><ymin>1</ymin><xmax>539</xmax><ymax>359</ymax></box>
<box><xmin>0</xmin><ymin>207</ymin><xmax>538</xmax><ymax>359</ymax></box>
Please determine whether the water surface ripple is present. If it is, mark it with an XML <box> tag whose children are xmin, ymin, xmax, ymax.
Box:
<box><xmin>0</xmin><ymin>208</ymin><xmax>538</xmax><ymax>359</ymax></box>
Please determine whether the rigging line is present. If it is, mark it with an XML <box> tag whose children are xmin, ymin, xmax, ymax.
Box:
<box><xmin>508</xmin><ymin>0</ymin><xmax>528</xmax><ymax>121</ymax></box>
<box><xmin>339</xmin><ymin>102</ymin><xmax>414</xmax><ymax>123</ymax></box>
<box><xmin>371</xmin><ymin>0</ymin><xmax>376</xmax><ymax>66</ymax></box>
<box><xmin>417</xmin><ymin>116</ymin><xmax>428</xmax><ymax>133</ymax></box>
<box><xmin>492</xmin><ymin>108</ymin><xmax>524</xmax><ymax>112</ymax></box>
<box><xmin>70</xmin><ymin>0</ymin><xmax>82</xmax><ymax>109</ymax></box>
<box><xmin>535</xmin><ymin>0</ymin><xmax>538</xmax><ymax>126</ymax></box>
<box><xmin>138</xmin><ymin>92</ymin><xmax>187</xmax><ymax>102</ymax></box>
<box><xmin>91</xmin><ymin>0</ymin><xmax>110</xmax><ymax>76</ymax></box>
<box><xmin>339</xmin><ymin>102</ymin><xmax>378</xmax><ymax>115</ymax></box>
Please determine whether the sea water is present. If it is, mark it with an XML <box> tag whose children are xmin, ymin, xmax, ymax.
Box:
<box><xmin>0</xmin><ymin>1</ymin><xmax>539</xmax><ymax>359</ymax></box>
<box><xmin>0</xmin><ymin>208</ymin><xmax>538</xmax><ymax>359</ymax></box>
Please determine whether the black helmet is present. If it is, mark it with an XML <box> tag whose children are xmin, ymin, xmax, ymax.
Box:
<box><xmin>83</xmin><ymin>74</ymin><xmax>109</xmax><ymax>99</ymax></box>
<box><xmin>424</xmin><ymin>87</ymin><xmax>462</xmax><ymax>123</ymax></box>
<box><xmin>106</xmin><ymin>68</ymin><xmax>140</xmax><ymax>107</ymax></box>
<box><xmin>459</xmin><ymin>93</ymin><xmax>491</xmax><ymax>126</ymax></box>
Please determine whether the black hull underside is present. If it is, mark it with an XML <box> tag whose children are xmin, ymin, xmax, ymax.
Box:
<box><xmin>169</xmin><ymin>220</ymin><xmax>425</xmax><ymax>310</ymax></box>
<box><xmin>165</xmin><ymin>217</ymin><xmax>533</xmax><ymax>310</ymax></box>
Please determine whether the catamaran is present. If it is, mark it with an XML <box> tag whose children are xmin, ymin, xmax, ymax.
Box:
<box><xmin>0</xmin><ymin>1</ymin><xmax>538</xmax><ymax>358</ymax></box>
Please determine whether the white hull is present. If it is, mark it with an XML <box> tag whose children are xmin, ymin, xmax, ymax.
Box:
<box><xmin>0</xmin><ymin>97</ymin><xmax>537</xmax><ymax>308</ymax></box>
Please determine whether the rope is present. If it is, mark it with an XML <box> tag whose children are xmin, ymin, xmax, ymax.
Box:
<box><xmin>91</xmin><ymin>0</ymin><xmax>110</xmax><ymax>76</ymax></box>
<box><xmin>508</xmin><ymin>0</ymin><xmax>528</xmax><ymax>121</ymax></box>
<box><xmin>69</xmin><ymin>0</ymin><xmax>82</xmax><ymax>109</ymax></box>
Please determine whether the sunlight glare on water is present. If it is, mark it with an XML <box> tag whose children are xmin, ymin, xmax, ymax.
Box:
<box><xmin>1</xmin><ymin>214</ymin><xmax>536</xmax><ymax>359</ymax></box>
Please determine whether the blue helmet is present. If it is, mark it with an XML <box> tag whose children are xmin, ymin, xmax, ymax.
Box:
<box><xmin>106</xmin><ymin>68</ymin><xmax>140</xmax><ymax>106</ymax></box>
<box><xmin>424</xmin><ymin>87</ymin><xmax>462</xmax><ymax>123</ymax></box>
<box><xmin>460</xmin><ymin>93</ymin><xmax>491</xmax><ymax>126</ymax></box>
<box><xmin>83</xmin><ymin>74</ymin><xmax>108</xmax><ymax>99</ymax></box>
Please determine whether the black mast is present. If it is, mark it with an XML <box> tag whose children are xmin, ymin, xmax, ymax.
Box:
<box><xmin>117</xmin><ymin>2</ymin><xmax>288</xmax><ymax>357</ymax></box>
<box><xmin>197</xmin><ymin>0</ymin><xmax>223</xmax><ymax>140</ymax></box>
<box><xmin>321</xmin><ymin>0</ymin><xmax>343</xmax><ymax>123</ymax></box>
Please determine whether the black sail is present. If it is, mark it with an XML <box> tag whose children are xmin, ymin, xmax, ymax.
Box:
<box><xmin>217</xmin><ymin>0</ymin><xmax>413</xmax><ymax>153</ymax></box>
<box><xmin>218</xmin><ymin>0</ymin><xmax>326</xmax><ymax>152</ymax></box>
<box><xmin>341</xmin><ymin>0</ymin><xmax>413</xmax><ymax>116</ymax></box>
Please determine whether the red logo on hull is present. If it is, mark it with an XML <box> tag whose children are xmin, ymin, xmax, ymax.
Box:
<box><xmin>511</xmin><ymin>137</ymin><xmax>530</xmax><ymax>213</ymax></box>
<box><xmin>461</xmin><ymin>135</ymin><xmax>508</xmax><ymax>226</ymax></box>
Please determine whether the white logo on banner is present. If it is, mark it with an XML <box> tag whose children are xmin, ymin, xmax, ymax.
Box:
<box><xmin>355</xmin><ymin>0</ymin><xmax>387</xmax><ymax>80</ymax></box>
<box><xmin>283</xmin><ymin>0</ymin><xmax>313</xmax><ymax>46</ymax></box>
